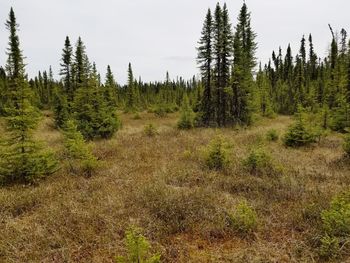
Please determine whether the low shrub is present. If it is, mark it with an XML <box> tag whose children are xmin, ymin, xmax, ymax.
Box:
<box><xmin>116</xmin><ymin>227</ymin><xmax>161</xmax><ymax>263</ymax></box>
<box><xmin>144</xmin><ymin>123</ymin><xmax>158</xmax><ymax>137</ymax></box>
<box><xmin>319</xmin><ymin>190</ymin><xmax>350</xmax><ymax>259</ymax></box>
<box><xmin>243</xmin><ymin>147</ymin><xmax>280</xmax><ymax>176</ymax></box>
<box><xmin>266</xmin><ymin>129</ymin><xmax>279</xmax><ymax>141</ymax></box>
<box><xmin>177</xmin><ymin>95</ymin><xmax>195</xmax><ymax>130</ymax></box>
<box><xmin>202</xmin><ymin>136</ymin><xmax>231</xmax><ymax>170</ymax></box>
<box><xmin>343</xmin><ymin>133</ymin><xmax>350</xmax><ymax>156</ymax></box>
<box><xmin>63</xmin><ymin>120</ymin><xmax>98</xmax><ymax>176</ymax></box>
<box><xmin>228</xmin><ymin>200</ymin><xmax>258</xmax><ymax>235</ymax></box>
<box><xmin>283</xmin><ymin>118</ymin><xmax>317</xmax><ymax>147</ymax></box>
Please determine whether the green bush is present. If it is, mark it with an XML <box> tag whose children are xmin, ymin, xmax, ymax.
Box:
<box><xmin>63</xmin><ymin>120</ymin><xmax>98</xmax><ymax>176</ymax></box>
<box><xmin>343</xmin><ymin>134</ymin><xmax>350</xmax><ymax>156</ymax></box>
<box><xmin>319</xmin><ymin>190</ymin><xmax>350</xmax><ymax>259</ymax></box>
<box><xmin>144</xmin><ymin>123</ymin><xmax>158</xmax><ymax>137</ymax></box>
<box><xmin>321</xmin><ymin>191</ymin><xmax>350</xmax><ymax>237</ymax></box>
<box><xmin>266</xmin><ymin>129</ymin><xmax>279</xmax><ymax>141</ymax></box>
<box><xmin>203</xmin><ymin>136</ymin><xmax>230</xmax><ymax>170</ymax></box>
<box><xmin>228</xmin><ymin>200</ymin><xmax>258</xmax><ymax>235</ymax></box>
<box><xmin>243</xmin><ymin>147</ymin><xmax>278</xmax><ymax>176</ymax></box>
<box><xmin>283</xmin><ymin>112</ymin><xmax>317</xmax><ymax>147</ymax></box>
<box><xmin>177</xmin><ymin>95</ymin><xmax>195</xmax><ymax>130</ymax></box>
<box><xmin>116</xmin><ymin>227</ymin><xmax>161</xmax><ymax>263</ymax></box>
<box><xmin>319</xmin><ymin>234</ymin><xmax>340</xmax><ymax>259</ymax></box>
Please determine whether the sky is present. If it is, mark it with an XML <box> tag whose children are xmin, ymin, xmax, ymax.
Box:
<box><xmin>0</xmin><ymin>0</ymin><xmax>349</xmax><ymax>84</ymax></box>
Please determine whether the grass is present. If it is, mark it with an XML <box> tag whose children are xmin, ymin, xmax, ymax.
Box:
<box><xmin>0</xmin><ymin>111</ymin><xmax>349</xmax><ymax>262</ymax></box>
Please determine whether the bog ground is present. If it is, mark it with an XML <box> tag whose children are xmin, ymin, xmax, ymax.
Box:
<box><xmin>0</xmin><ymin>112</ymin><xmax>348</xmax><ymax>263</ymax></box>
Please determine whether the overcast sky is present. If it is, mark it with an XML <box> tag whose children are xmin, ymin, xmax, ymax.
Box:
<box><xmin>0</xmin><ymin>0</ymin><xmax>349</xmax><ymax>84</ymax></box>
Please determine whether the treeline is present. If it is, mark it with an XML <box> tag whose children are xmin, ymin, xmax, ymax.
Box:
<box><xmin>0</xmin><ymin>2</ymin><xmax>350</xmax><ymax>185</ymax></box>
<box><xmin>257</xmin><ymin>26</ymin><xmax>350</xmax><ymax>131</ymax></box>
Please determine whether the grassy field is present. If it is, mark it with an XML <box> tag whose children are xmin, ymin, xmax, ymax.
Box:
<box><xmin>0</xmin><ymin>112</ymin><xmax>349</xmax><ymax>262</ymax></box>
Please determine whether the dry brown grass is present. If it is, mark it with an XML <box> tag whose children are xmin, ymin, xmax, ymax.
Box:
<box><xmin>0</xmin><ymin>112</ymin><xmax>349</xmax><ymax>262</ymax></box>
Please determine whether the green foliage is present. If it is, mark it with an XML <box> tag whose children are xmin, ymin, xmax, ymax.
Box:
<box><xmin>177</xmin><ymin>95</ymin><xmax>195</xmax><ymax>129</ymax></box>
<box><xmin>266</xmin><ymin>129</ymin><xmax>279</xmax><ymax>141</ymax></box>
<box><xmin>203</xmin><ymin>136</ymin><xmax>230</xmax><ymax>170</ymax></box>
<box><xmin>0</xmin><ymin>8</ymin><xmax>57</xmax><ymax>185</ymax></box>
<box><xmin>116</xmin><ymin>227</ymin><xmax>161</xmax><ymax>263</ymax></box>
<box><xmin>343</xmin><ymin>133</ymin><xmax>350</xmax><ymax>156</ymax></box>
<box><xmin>52</xmin><ymin>89</ymin><xmax>69</xmax><ymax>128</ymax></box>
<box><xmin>243</xmin><ymin>147</ymin><xmax>280</xmax><ymax>176</ymax></box>
<box><xmin>63</xmin><ymin>120</ymin><xmax>98</xmax><ymax>176</ymax></box>
<box><xmin>321</xmin><ymin>191</ymin><xmax>350</xmax><ymax>237</ymax></box>
<box><xmin>153</xmin><ymin>104</ymin><xmax>167</xmax><ymax>117</ymax></box>
<box><xmin>228</xmin><ymin>200</ymin><xmax>258</xmax><ymax>235</ymax></box>
<box><xmin>319</xmin><ymin>234</ymin><xmax>340</xmax><ymax>259</ymax></box>
<box><xmin>73</xmin><ymin>73</ymin><xmax>120</xmax><ymax>140</ymax></box>
<box><xmin>143</xmin><ymin>123</ymin><xmax>158</xmax><ymax>137</ymax></box>
<box><xmin>319</xmin><ymin>190</ymin><xmax>350</xmax><ymax>259</ymax></box>
<box><xmin>283</xmin><ymin>109</ymin><xmax>317</xmax><ymax>147</ymax></box>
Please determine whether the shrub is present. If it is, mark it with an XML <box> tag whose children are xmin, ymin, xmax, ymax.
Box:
<box><xmin>228</xmin><ymin>200</ymin><xmax>258</xmax><ymax>235</ymax></box>
<box><xmin>144</xmin><ymin>123</ymin><xmax>158</xmax><ymax>137</ymax></box>
<box><xmin>177</xmin><ymin>95</ymin><xmax>195</xmax><ymax>130</ymax></box>
<box><xmin>283</xmin><ymin>110</ymin><xmax>317</xmax><ymax>147</ymax></box>
<box><xmin>63</xmin><ymin>120</ymin><xmax>98</xmax><ymax>176</ymax></box>
<box><xmin>243</xmin><ymin>147</ymin><xmax>279</xmax><ymax>176</ymax></box>
<box><xmin>321</xmin><ymin>191</ymin><xmax>350</xmax><ymax>237</ymax></box>
<box><xmin>116</xmin><ymin>227</ymin><xmax>161</xmax><ymax>263</ymax></box>
<box><xmin>343</xmin><ymin>134</ymin><xmax>350</xmax><ymax>156</ymax></box>
<box><xmin>319</xmin><ymin>234</ymin><xmax>340</xmax><ymax>259</ymax></box>
<box><xmin>202</xmin><ymin>136</ymin><xmax>230</xmax><ymax>170</ymax></box>
<box><xmin>154</xmin><ymin>104</ymin><xmax>167</xmax><ymax>117</ymax></box>
<box><xmin>319</xmin><ymin>190</ymin><xmax>350</xmax><ymax>259</ymax></box>
<box><xmin>266</xmin><ymin>129</ymin><xmax>279</xmax><ymax>141</ymax></box>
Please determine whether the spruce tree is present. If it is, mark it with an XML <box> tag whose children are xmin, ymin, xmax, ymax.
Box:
<box><xmin>231</xmin><ymin>2</ymin><xmax>257</xmax><ymax>125</ymax></box>
<box><xmin>197</xmin><ymin>9</ymin><xmax>213</xmax><ymax>126</ymax></box>
<box><xmin>62</xmin><ymin>119</ymin><xmax>98</xmax><ymax>176</ymax></box>
<box><xmin>0</xmin><ymin>8</ymin><xmax>57</xmax><ymax>185</ymax></box>
<box><xmin>60</xmin><ymin>36</ymin><xmax>73</xmax><ymax>102</ymax></box>
<box><xmin>126</xmin><ymin>63</ymin><xmax>137</xmax><ymax>112</ymax></box>
<box><xmin>177</xmin><ymin>94</ymin><xmax>195</xmax><ymax>129</ymax></box>
<box><xmin>104</xmin><ymin>65</ymin><xmax>118</xmax><ymax>107</ymax></box>
<box><xmin>73</xmin><ymin>67</ymin><xmax>120</xmax><ymax>140</ymax></box>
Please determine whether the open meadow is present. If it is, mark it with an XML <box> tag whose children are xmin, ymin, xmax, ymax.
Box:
<box><xmin>0</xmin><ymin>112</ymin><xmax>349</xmax><ymax>262</ymax></box>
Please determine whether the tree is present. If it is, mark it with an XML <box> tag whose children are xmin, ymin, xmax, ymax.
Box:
<box><xmin>197</xmin><ymin>9</ymin><xmax>213</xmax><ymax>126</ymax></box>
<box><xmin>231</xmin><ymin>2</ymin><xmax>257</xmax><ymax>125</ymax></box>
<box><xmin>125</xmin><ymin>63</ymin><xmax>138</xmax><ymax>111</ymax></box>
<box><xmin>60</xmin><ymin>36</ymin><xmax>73</xmax><ymax>102</ymax></box>
<box><xmin>62</xmin><ymin>120</ymin><xmax>98</xmax><ymax>176</ymax></box>
<box><xmin>0</xmin><ymin>8</ymin><xmax>57</xmax><ymax>185</ymax></box>
<box><xmin>104</xmin><ymin>65</ymin><xmax>118</xmax><ymax>107</ymax></box>
<box><xmin>177</xmin><ymin>94</ymin><xmax>195</xmax><ymax>129</ymax></box>
<box><xmin>73</xmin><ymin>68</ymin><xmax>120</xmax><ymax>140</ymax></box>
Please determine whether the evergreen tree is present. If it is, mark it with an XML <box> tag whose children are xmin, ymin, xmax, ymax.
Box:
<box><xmin>0</xmin><ymin>8</ymin><xmax>57</xmax><ymax>185</ymax></box>
<box><xmin>60</xmin><ymin>36</ymin><xmax>73</xmax><ymax>102</ymax></box>
<box><xmin>73</xmin><ymin>67</ymin><xmax>120</xmax><ymax>140</ymax></box>
<box><xmin>197</xmin><ymin>9</ymin><xmax>213</xmax><ymax>126</ymax></box>
<box><xmin>126</xmin><ymin>63</ymin><xmax>138</xmax><ymax>112</ymax></box>
<box><xmin>177</xmin><ymin>94</ymin><xmax>195</xmax><ymax>129</ymax></box>
<box><xmin>104</xmin><ymin>65</ymin><xmax>118</xmax><ymax>107</ymax></box>
<box><xmin>231</xmin><ymin>2</ymin><xmax>257</xmax><ymax>125</ymax></box>
<box><xmin>62</xmin><ymin>119</ymin><xmax>98</xmax><ymax>176</ymax></box>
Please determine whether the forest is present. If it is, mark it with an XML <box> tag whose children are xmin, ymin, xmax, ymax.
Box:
<box><xmin>0</xmin><ymin>2</ymin><xmax>349</xmax><ymax>262</ymax></box>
